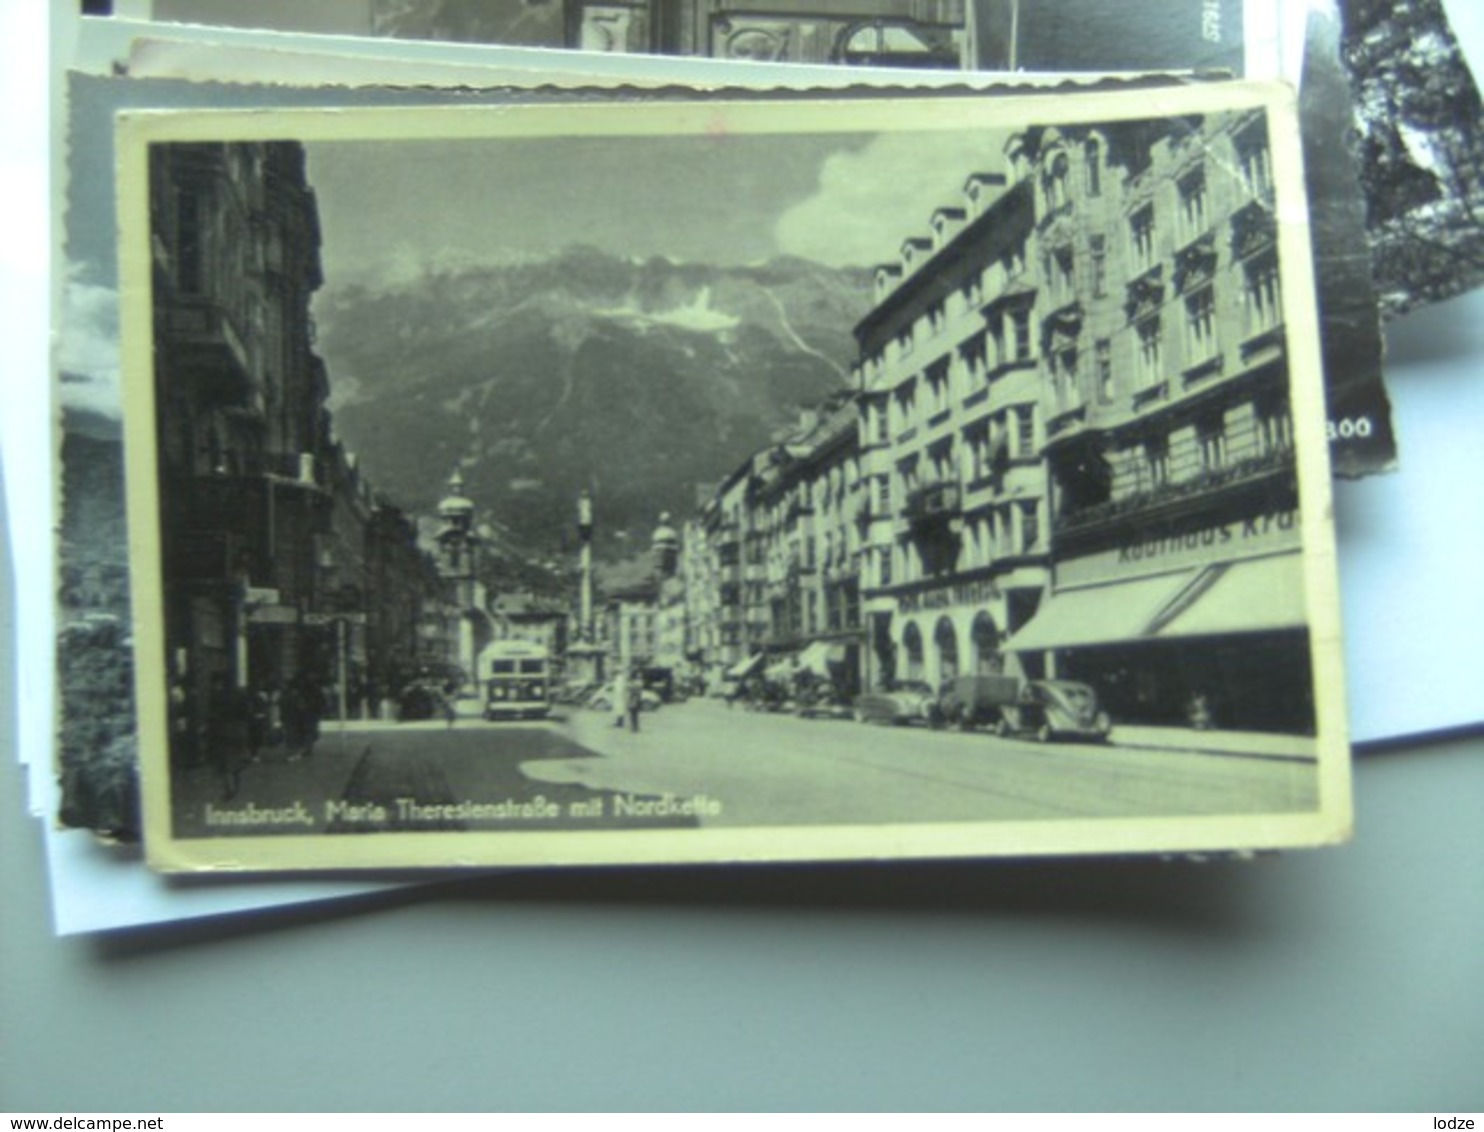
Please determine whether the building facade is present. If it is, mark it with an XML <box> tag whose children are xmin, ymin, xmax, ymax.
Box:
<box><xmin>679</xmin><ymin>107</ymin><xmax>1312</xmax><ymax>735</ymax></box>
<box><xmin>150</xmin><ymin>141</ymin><xmax>446</xmax><ymax>740</ymax></box>
<box><xmin>854</xmin><ymin>168</ymin><xmax>1049</xmax><ymax>694</ymax></box>
<box><xmin>151</xmin><ymin>141</ymin><xmax>334</xmax><ymax>730</ymax></box>
<box><xmin>1011</xmin><ymin>111</ymin><xmax>1312</xmax><ymax>733</ymax></box>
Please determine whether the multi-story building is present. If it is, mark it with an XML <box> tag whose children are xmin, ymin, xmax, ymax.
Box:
<box><xmin>682</xmin><ymin>397</ymin><xmax>864</xmax><ymax>693</ymax></box>
<box><xmin>151</xmin><ymin>140</ymin><xmax>449</xmax><ymax>735</ymax></box>
<box><xmin>854</xmin><ymin>168</ymin><xmax>1049</xmax><ymax>693</ymax></box>
<box><xmin>150</xmin><ymin>141</ymin><xmax>334</xmax><ymax>722</ymax></box>
<box><xmin>849</xmin><ymin>108</ymin><xmax>1312</xmax><ymax>733</ymax></box>
<box><xmin>1011</xmin><ymin>111</ymin><xmax>1312</xmax><ymax>733</ymax></box>
<box><xmin>744</xmin><ymin>395</ymin><xmax>863</xmax><ymax>691</ymax></box>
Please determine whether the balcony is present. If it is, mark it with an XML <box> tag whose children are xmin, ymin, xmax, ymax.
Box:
<box><xmin>1055</xmin><ymin>447</ymin><xmax>1296</xmax><ymax>542</ymax></box>
<box><xmin>902</xmin><ymin>480</ymin><xmax>961</xmax><ymax>525</ymax></box>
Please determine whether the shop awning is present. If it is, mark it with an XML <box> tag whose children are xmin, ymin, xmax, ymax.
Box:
<box><xmin>796</xmin><ymin>641</ymin><xmax>847</xmax><ymax>677</ymax></box>
<box><xmin>1153</xmin><ymin>554</ymin><xmax>1306</xmax><ymax>638</ymax></box>
<box><xmin>725</xmin><ymin>653</ymin><xmax>764</xmax><ymax>679</ymax></box>
<box><xmin>1006</xmin><ymin>571</ymin><xmax>1196</xmax><ymax>652</ymax></box>
<box><xmin>1008</xmin><ymin>553</ymin><xmax>1308</xmax><ymax>652</ymax></box>
<box><xmin>765</xmin><ymin>655</ymin><xmax>799</xmax><ymax>681</ymax></box>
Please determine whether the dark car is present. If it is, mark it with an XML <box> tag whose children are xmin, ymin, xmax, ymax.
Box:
<box><xmin>996</xmin><ymin>680</ymin><xmax>1112</xmax><ymax>743</ymax></box>
<box><xmin>853</xmin><ymin>680</ymin><xmax>941</xmax><ymax>726</ymax></box>
<box><xmin>397</xmin><ymin>680</ymin><xmax>448</xmax><ymax>722</ymax></box>
<box><xmin>936</xmin><ymin>674</ymin><xmax>1024</xmax><ymax>731</ymax></box>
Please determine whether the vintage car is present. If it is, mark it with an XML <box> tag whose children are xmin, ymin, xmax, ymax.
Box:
<box><xmin>853</xmin><ymin>680</ymin><xmax>941</xmax><ymax>726</ymax></box>
<box><xmin>936</xmin><ymin>674</ymin><xmax>1024</xmax><ymax>731</ymax></box>
<box><xmin>934</xmin><ymin>674</ymin><xmax>1110</xmax><ymax>742</ymax></box>
<box><xmin>795</xmin><ymin>685</ymin><xmax>855</xmax><ymax>720</ymax></box>
<box><xmin>996</xmin><ymin>679</ymin><xmax>1112</xmax><ymax>743</ymax></box>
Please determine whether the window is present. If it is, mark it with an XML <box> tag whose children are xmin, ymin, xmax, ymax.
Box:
<box><xmin>1184</xmin><ymin>285</ymin><xmax>1218</xmax><ymax>364</ymax></box>
<box><xmin>927</xmin><ymin>360</ymin><xmax>950</xmax><ymax>414</ymax></box>
<box><xmin>1243</xmin><ymin>252</ymin><xmax>1282</xmax><ymax>335</ymax></box>
<box><xmin>1050</xmin><ymin>245</ymin><xmax>1076</xmax><ymax>305</ymax></box>
<box><xmin>893</xmin><ymin>381</ymin><xmax>917</xmax><ymax>433</ymax></box>
<box><xmin>926</xmin><ymin>299</ymin><xmax>946</xmax><ymax>338</ymax></box>
<box><xmin>1090</xmin><ymin>234</ymin><xmax>1107</xmax><ymax>298</ymax></box>
<box><xmin>879</xmin><ymin>546</ymin><xmax>893</xmax><ymax>587</ymax></box>
<box><xmin>1085</xmin><ymin>138</ymin><xmax>1102</xmax><ymax>197</ymax></box>
<box><xmin>1019</xmin><ymin>501</ymin><xmax>1041</xmax><ymax>553</ymax></box>
<box><xmin>1130</xmin><ymin>205</ymin><xmax>1156</xmax><ymax>273</ymax></box>
<box><xmin>1044</xmin><ymin>150</ymin><xmax>1071</xmax><ymax>209</ymax></box>
<box><xmin>961</xmin><ymin>333</ymin><xmax>988</xmax><ymax>387</ymax></box>
<box><xmin>1054</xmin><ymin>345</ymin><xmax>1080</xmax><ymax>409</ymax></box>
<box><xmin>1255</xmin><ymin>398</ymin><xmax>1293</xmax><ymax>456</ymax></box>
<box><xmin>1235</xmin><ymin>119</ymin><xmax>1273</xmax><ymax>198</ymax></box>
<box><xmin>875</xmin><ymin>475</ymin><xmax>891</xmax><ymax>514</ymax></box>
<box><xmin>1136</xmin><ymin>316</ymin><xmax>1163</xmax><ymax>389</ymax></box>
<box><xmin>1145</xmin><ymin>434</ymin><xmax>1170</xmax><ymax>486</ymax></box>
<box><xmin>1096</xmin><ymin>339</ymin><xmax>1113</xmax><ymax>402</ymax></box>
<box><xmin>1014</xmin><ymin>405</ymin><xmax>1036</xmax><ymax>457</ymax></box>
<box><xmin>1198</xmin><ymin>413</ymin><xmax>1227</xmax><ymax>470</ymax></box>
<box><xmin>1011</xmin><ymin>309</ymin><xmax>1032</xmax><ymax>361</ymax></box>
<box><xmin>1178</xmin><ymin>168</ymin><xmax>1209</xmax><ymax>245</ymax></box>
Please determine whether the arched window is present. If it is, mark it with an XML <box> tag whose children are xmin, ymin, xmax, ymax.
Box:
<box><xmin>935</xmin><ymin>617</ymin><xmax>959</xmax><ymax>684</ymax></box>
<box><xmin>972</xmin><ymin>611</ymin><xmax>1003</xmax><ymax>675</ymax></box>
<box><xmin>902</xmin><ymin>622</ymin><xmax>924</xmax><ymax>682</ymax></box>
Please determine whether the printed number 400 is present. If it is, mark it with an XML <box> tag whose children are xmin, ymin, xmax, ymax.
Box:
<box><xmin>1327</xmin><ymin>416</ymin><xmax>1374</xmax><ymax>441</ymax></box>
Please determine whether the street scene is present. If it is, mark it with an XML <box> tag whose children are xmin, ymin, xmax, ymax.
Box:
<box><xmin>117</xmin><ymin>87</ymin><xmax>1346</xmax><ymax>866</ymax></box>
<box><xmin>170</xmin><ymin>697</ymin><xmax>1317</xmax><ymax>837</ymax></box>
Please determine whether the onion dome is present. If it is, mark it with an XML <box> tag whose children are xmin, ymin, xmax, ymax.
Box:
<box><xmin>651</xmin><ymin>511</ymin><xmax>679</xmax><ymax>553</ymax></box>
<box><xmin>437</xmin><ymin>471</ymin><xmax>475</xmax><ymax>522</ymax></box>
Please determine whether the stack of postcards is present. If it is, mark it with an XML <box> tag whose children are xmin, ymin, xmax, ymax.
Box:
<box><xmin>13</xmin><ymin>0</ymin><xmax>1484</xmax><ymax>932</ymax></box>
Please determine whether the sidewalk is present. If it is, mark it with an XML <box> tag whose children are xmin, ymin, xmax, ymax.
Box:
<box><xmin>566</xmin><ymin>699</ymin><xmax>1316</xmax><ymax>762</ymax></box>
<box><xmin>316</xmin><ymin>695</ymin><xmax>487</xmax><ymax>733</ymax></box>
<box><xmin>1111</xmin><ymin>724</ymin><xmax>1317</xmax><ymax>761</ymax></box>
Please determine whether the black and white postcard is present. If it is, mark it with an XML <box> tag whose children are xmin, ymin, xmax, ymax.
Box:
<box><xmin>117</xmin><ymin>82</ymin><xmax>1351</xmax><ymax>871</ymax></box>
<box><xmin>139</xmin><ymin>0</ymin><xmax>1258</xmax><ymax>74</ymax></box>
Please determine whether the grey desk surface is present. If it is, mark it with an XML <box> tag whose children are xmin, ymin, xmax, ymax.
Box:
<box><xmin>3</xmin><ymin>605</ymin><xmax>1482</xmax><ymax>1111</ymax></box>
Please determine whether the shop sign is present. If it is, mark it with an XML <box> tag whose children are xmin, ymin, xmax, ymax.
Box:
<box><xmin>898</xmin><ymin>577</ymin><xmax>1001</xmax><ymax>615</ymax></box>
<box><xmin>303</xmin><ymin>611</ymin><xmax>368</xmax><ymax>627</ymax></box>
<box><xmin>1059</xmin><ymin>507</ymin><xmax>1299</xmax><ymax>588</ymax></box>
<box><xmin>247</xmin><ymin>603</ymin><xmax>299</xmax><ymax>625</ymax></box>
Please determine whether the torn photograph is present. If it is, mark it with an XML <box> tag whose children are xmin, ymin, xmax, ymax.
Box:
<box><xmin>115</xmin><ymin>82</ymin><xmax>1351</xmax><ymax>871</ymax></box>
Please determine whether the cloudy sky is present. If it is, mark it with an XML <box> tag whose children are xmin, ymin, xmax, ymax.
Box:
<box><xmin>306</xmin><ymin>122</ymin><xmax>1012</xmax><ymax>283</ymax></box>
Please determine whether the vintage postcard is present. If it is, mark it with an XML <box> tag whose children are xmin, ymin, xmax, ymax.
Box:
<box><xmin>117</xmin><ymin>82</ymin><xmax>1351</xmax><ymax>871</ymax></box>
<box><xmin>53</xmin><ymin>0</ymin><xmax>1391</xmax><ymax>848</ymax></box>
<box><xmin>135</xmin><ymin>0</ymin><xmax>1260</xmax><ymax>75</ymax></box>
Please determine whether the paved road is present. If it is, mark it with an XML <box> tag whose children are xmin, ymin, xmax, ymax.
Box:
<box><xmin>169</xmin><ymin>720</ymin><xmax>697</xmax><ymax>838</ymax></box>
<box><xmin>170</xmin><ymin>698</ymin><xmax>1316</xmax><ymax>838</ymax></box>
<box><xmin>544</xmin><ymin>698</ymin><xmax>1318</xmax><ymax>826</ymax></box>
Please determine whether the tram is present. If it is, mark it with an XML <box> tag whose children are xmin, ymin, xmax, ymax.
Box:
<box><xmin>477</xmin><ymin>639</ymin><xmax>552</xmax><ymax>721</ymax></box>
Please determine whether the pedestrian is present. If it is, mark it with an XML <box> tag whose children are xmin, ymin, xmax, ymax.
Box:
<box><xmin>283</xmin><ymin>671</ymin><xmax>324</xmax><ymax>761</ymax></box>
<box><xmin>612</xmin><ymin>669</ymin><xmax>629</xmax><ymax>729</ymax></box>
<box><xmin>626</xmin><ymin>670</ymin><xmax>643</xmax><ymax>733</ymax></box>
<box><xmin>245</xmin><ymin>683</ymin><xmax>269</xmax><ymax>763</ymax></box>
<box><xmin>206</xmin><ymin>673</ymin><xmax>251</xmax><ymax>801</ymax></box>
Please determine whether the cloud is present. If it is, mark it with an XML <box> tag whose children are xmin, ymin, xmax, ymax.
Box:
<box><xmin>774</xmin><ymin>130</ymin><xmax>1010</xmax><ymax>268</ymax></box>
<box><xmin>57</xmin><ymin>276</ymin><xmax>122</xmax><ymax>419</ymax></box>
